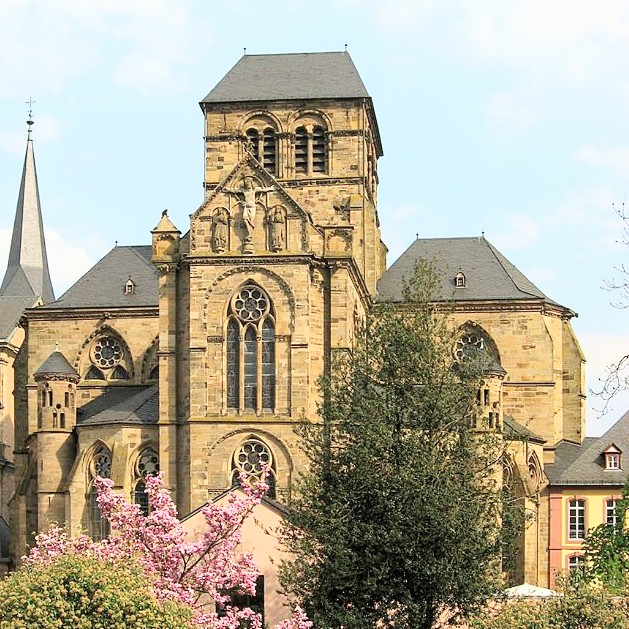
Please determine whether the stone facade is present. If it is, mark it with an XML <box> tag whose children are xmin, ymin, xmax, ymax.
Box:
<box><xmin>5</xmin><ymin>53</ymin><xmax>587</xmax><ymax>599</ymax></box>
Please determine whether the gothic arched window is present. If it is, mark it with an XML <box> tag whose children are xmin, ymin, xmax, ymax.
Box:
<box><xmin>226</xmin><ymin>285</ymin><xmax>276</xmax><ymax>413</ymax></box>
<box><xmin>231</xmin><ymin>437</ymin><xmax>277</xmax><ymax>499</ymax></box>
<box><xmin>88</xmin><ymin>446</ymin><xmax>111</xmax><ymax>541</ymax></box>
<box><xmin>295</xmin><ymin>126</ymin><xmax>308</xmax><ymax>173</ymax></box>
<box><xmin>133</xmin><ymin>448</ymin><xmax>159</xmax><ymax>516</ymax></box>
<box><xmin>262</xmin><ymin>128</ymin><xmax>277</xmax><ymax>174</ymax></box>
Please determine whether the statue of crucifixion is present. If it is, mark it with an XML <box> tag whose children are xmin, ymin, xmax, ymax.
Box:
<box><xmin>230</xmin><ymin>176</ymin><xmax>274</xmax><ymax>242</ymax></box>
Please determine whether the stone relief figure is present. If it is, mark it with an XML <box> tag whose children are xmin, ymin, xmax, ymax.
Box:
<box><xmin>212</xmin><ymin>207</ymin><xmax>229</xmax><ymax>253</ymax></box>
<box><xmin>228</xmin><ymin>176</ymin><xmax>275</xmax><ymax>250</ymax></box>
<box><xmin>268</xmin><ymin>205</ymin><xmax>286</xmax><ymax>252</ymax></box>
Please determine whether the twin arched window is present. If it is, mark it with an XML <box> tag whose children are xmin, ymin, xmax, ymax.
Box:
<box><xmin>227</xmin><ymin>285</ymin><xmax>276</xmax><ymax>413</ymax></box>
<box><xmin>295</xmin><ymin>125</ymin><xmax>326</xmax><ymax>175</ymax></box>
<box><xmin>246</xmin><ymin>128</ymin><xmax>277</xmax><ymax>174</ymax></box>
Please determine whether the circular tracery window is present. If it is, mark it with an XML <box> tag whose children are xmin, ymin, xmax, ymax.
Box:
<box><xmin>233</xmin><ymin>439</ymin><xmax>272</xmax><ymax>477</ymax></box>
<box><xmin>137</xmin><ymin>449</ymin><xmax>159</xmax><ymax>477</ymax></box>
<box><xmin>91</xmin><ymin>337</ymin><xmax>123</xmax><ymax>369</ymax></box>
<box><xmin>93</xmin><ymin>450</ymin><xmax>112</xmax><ymax>478</ymax></box>
<box><xmin>454</xmin><ymin>333</ymin><xmax>485</xmax><ymax>361</ymax></box>
<box><xmin>232</xmin><ymin>286</ymin><xmax>269</xmax><ymax>322</ymax></box>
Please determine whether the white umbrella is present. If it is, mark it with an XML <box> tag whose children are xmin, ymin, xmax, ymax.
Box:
<box><xmin>503</xmin><ymin>582</ymin><xmax>558</xmax><ymax>597</ymax></box>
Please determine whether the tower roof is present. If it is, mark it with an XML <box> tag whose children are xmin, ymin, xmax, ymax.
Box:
<box><xmin>0</xmin><ymin>127</ymin><xmax>54</xmax><ymax>303</ymax></box>
<box><xmin>201</xmin><ymin>52</ymin><xmax>370</xmax><ymax>103</ymax></box>
<box><xmin>34</xmin><ymin>348</ymin><xmax>80</xmax><ymax>382</ymax></box>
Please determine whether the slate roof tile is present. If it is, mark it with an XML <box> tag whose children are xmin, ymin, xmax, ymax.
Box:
<box><xmin>77</xmin><ymin>385</ymin><xmax>158</xmax><ymax>425</ymax></box>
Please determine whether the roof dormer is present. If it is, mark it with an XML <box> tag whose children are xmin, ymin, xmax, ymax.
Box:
<box><xmin>603</xmin><ymin>444</ymin><xmax>622</xmax><ymax>470</ymax></box>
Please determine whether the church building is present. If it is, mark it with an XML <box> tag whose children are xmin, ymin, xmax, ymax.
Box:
<box><xmin>2</xmin><ymin>52</ymin><xmax>588</xmax><ymax>593</ymax></box>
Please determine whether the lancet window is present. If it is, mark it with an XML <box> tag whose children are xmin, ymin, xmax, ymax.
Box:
<box><xmin>88</xmin><ymin>445</ymin><xmax>112</xmax><ymax>541</ymax></box>
<box><xmin>133</xmin><ymin>448</ymin><xmax>159</xmax><ymax>516</ymax></box>
<box><xmin>226</xmin><ymin>285</ymin><xmax>276</xmax><ymax>414</ymax></box>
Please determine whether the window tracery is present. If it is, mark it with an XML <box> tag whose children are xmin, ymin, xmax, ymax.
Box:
<box><xmin>83</xmin><ymin>334</ymin><xmax>131</xmax><ymax>382</ymax></box>
<box><xmin>133</xmin><ymin>448</ymin><xmax>159</xmax><ymax>516</ymax></box>
<box><xmin>293</xmin><ymin>123</ymin><xmax>327</xmax><ymax>176</ymax></box>
<box><xmin>231</xmin><ymin>437</ymin><xmax>276</xmax><ymax>499</ymax></box>
<box><xmin>88</xmin><ymin>446</ymin><xmax>111</xmax><ymax>541</ymax></box>
<box><xmin>226</xmin><ymin>285</ymin><xmax>276</xmax><ymax>413</ymax></box>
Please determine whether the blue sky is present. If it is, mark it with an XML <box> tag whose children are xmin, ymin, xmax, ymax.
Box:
<box><xmin>1</xmin><ymin>0</ymin><xmax>629</xmax><ymax>435</ymax></box>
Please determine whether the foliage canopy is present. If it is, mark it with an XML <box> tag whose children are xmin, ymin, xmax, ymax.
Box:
<box><xmin>281</xmin><ymin>260</ymin><xmax>511</xmax><ymax>629</ymax></box>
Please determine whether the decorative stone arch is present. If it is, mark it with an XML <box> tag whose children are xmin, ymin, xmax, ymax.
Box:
<box><xmin>81</xmin><ymin>439</ymin><xmax>113</xmax><ymax>488</ymax></box>
<box><xmin>288</xmin><ymin>108</ymin><xmax>333</xmax><ymax>132</ymax></box>
<box><xmin>327</xmin><ymin>228</ymin><xmax>352</xmax><ymax>253</ymax></box>
<box><xmin>455</xmin><ymin>320</ymin><xmax>502</xmax><ymax>365</ymax></box>
<box><xmin>153</xmin><ymin>233</ymin><xmax>178</xmax><ymax>258</ymax></box>
<box><xmin>527</xmin><ymin>451</ymin><xmax>544</xmax><ymax>494</ymax></box>
<box><xmin>206</xmin><ymin>428</ymin><xmax>295</xmax><ymax>499</ymax></box>
<box><xmin>203</xmin><ymin>266</ymin><xmax>296</xmax><ymax>336</ymax></box>
<box><xmin>75</xmin><ymin>324</ymin><xmax>135</xmax><ymax>382</ymax></box>
<box><xmin>141</xmin><ymin>336</ymin><xmax>159</xmax><ymax>383</ymax></box>
<box><xmin>239</xmin><ymin>110</ymin><xmax>283</xmax><ymax>135</ymax></box>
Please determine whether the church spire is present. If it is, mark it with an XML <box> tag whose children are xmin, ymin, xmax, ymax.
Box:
<box><xmin>0</xmin><ymin>115</ymin><xmax>55</xmax><ymax>303</ymax></box>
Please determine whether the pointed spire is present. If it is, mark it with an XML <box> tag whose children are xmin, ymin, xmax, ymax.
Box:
<box><xmin>0</xmin><ymin>118</ymin><xmax>55</xmax><ymax>303</ymax></box>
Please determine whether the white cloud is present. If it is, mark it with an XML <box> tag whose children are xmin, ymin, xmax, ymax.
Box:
<box><xmin>0</xmin><ymin>0</ymin><xmax>209</xmax><ymax>97</ymax></box>
<box><xmin>485</xmin><ymin>91</ymin><xmax>538</xmax><ymax>131</ymax></box>
<box><xmin>578</xmin><ymin>144</ymin><xmax>629</xmax><ymax>177</ymax></box>
<box><xmin>45</xmin><ymin>228</ymin><xmax>94</xmax><ymax>295</ymax></box>
<box><xmin>491</xmin><ymin>214</ymin><xmax>541</xmax><ymax>251</ymax></box>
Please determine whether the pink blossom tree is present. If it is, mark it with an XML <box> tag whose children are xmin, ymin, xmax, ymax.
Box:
<box><xmin>27</xmin><ymin>474</ymin><xmax>311</xmax><ymax>629</ymax></box>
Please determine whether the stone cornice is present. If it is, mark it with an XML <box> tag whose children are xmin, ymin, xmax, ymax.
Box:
<box><xmin>25</xmin><ymin>306</ymin><xmax>159</xmax><ymax>321</ymax></box>
<box><xmin>389</xmin><ymin>299</ymin><xmax>576</xmax><ymax>320</ymax></box>
<box><xmin>204</xmin><ymin>176</ymin><xmax>364</xmax><ymax>191</ymax></box>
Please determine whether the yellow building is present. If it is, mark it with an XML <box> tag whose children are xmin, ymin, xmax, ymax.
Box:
<box><xmin>2</xmin><ymin>52</ymin><xmax>593</xmax><ymax>606</ymax></box>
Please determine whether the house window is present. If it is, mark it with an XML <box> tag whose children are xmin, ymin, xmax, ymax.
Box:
<box><xmin>218</xmin><ymin>575</ymin><xmax>265</xmax><ymax>625</ymax></box>
<box><xmin>606</xmin><ymin>498</ymin><xmax>618</xmax><ymax>526</ymax></box>
<box><xmin>231</xmin><ymin>438</ymin><xmax>277</xmax><ymax>499</ymax></box>
<box><xmin>226</xmin><ymin>285</ymin><xmax>276</xmax><ymax>413</ymax></box>
<box><xmin>294</xmin><ymin>124</ymin><xmax>327</xmax><ymax>175</ymax></box>
<box><xmin>124</xmin><ymin>278</ymin><xmax>135</xmax><ymax>294</ymax></box>
<box><xmin>455</xmin><ymin>271</ymin><xmax>466</xmax><ymax>288</ymax></box>
<box><xmin>568</xmin><ymin>554</ymin><xmax>584</xmax><ymax>573</ymax></box>
<box><xmin>568</xmin><ymin>499</ymin><xmax>586</xmax><ymax>540</ymax></box>
<box><xmin>605</xmin><ymin>452</ymin><xmax>621</xmax><ymax>470</ymax></box>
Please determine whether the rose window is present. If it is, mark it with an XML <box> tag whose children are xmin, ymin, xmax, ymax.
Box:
<box><xmin>94</xmin><ymin>450</ymin><xmax>112</xmax><ymax>478</ymax></box>
<box><xmin>137</xmin><ymin>449</ymin><xmax>159</xmax><ymax>477</ymax></box>
<box><xmin>455</xmin><ymin>333</ymin><xmax>485</xmax><ymax>361</ymax></box>
<box><xmin>233</xmin><ymin>439</ymin><xmax>272</xmax><ymax>478</ymax></box>
<box><xmin>232</xmin><ymin>286</ymin><xmax>269</xmax><ymax>322</ymax></box>
<box><xmin>92</xmin><ymin>337</ymin><xmax>123</xmax><ymax>369</ymax></box>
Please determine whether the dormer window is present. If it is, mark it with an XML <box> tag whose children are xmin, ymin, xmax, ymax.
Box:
<box><xmin>603</xmin><ymin>444</ymin><xmax>622</xmax><ymax>470</ymax></box>
<box><xmin>125</xmin><ymin>278</ymin><xmax>135</xmax><ymax>295</ymax></box>
<box><xmin>455</xmin><ymin>271</ymin><xmax>466</xmax><ymax>288</ymax></box>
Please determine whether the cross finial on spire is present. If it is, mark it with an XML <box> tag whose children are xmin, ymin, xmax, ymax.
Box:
<box><xmin>25</xmin><ymin>97</ymin><xmax>36</xmax><ymax>136</ymax></box>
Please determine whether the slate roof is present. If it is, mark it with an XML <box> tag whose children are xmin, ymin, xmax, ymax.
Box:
<box><xmin>377</xmin><ymin>237</ymin><xmax>568</xmax><ymax>311</ymax></box>
<box><xmin>503</xmin><ymin>415</ymin><xmax>546</xmax><ymax>445</ymax></box>
<box><xmin>546</xmin><ymin>408</ymin><xmax>629</xmax><ymax>485</ymax></box>
<box><xmin>0</xmin><ymin>295</ymin><xmax>38</xmax><ymax>340</ymax></box>
<box><xmin>0</xmin><ymin>135</ymin><xmax>55</xmax><ymax>303</ymax></box>
<box><xmin>34</xmin><ymin>350</ymin><xmax>79</xmax><ymax>379</ymax></box>
<box><xmin>38</xmin><ymin>246</ymin><xmax>158</xmax><ymax>310</ymax></box>
<box><xmin>77</xmin><ymin>385</ymin><xmax>158</xmax><ymax>425</ymax></box>
<box><xmin>202</xmin><ymin>52</ymin><xmax>370</xmax><ymax>103</ymax></box>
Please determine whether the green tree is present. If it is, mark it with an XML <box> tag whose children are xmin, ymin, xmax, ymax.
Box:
<box><xmin>0</xmin><ymin>553</ymin><xmax>195</xmax><ymax>629</ymax></box>
<box><xmin>280</xmin><ymin>261</ymin><xmax>511</xmax><ymax>629</ymax></box>
<box><xmin>582</xmin><ymin>483</ymin><xmax>629</xmax><ymax>593</ymax></box>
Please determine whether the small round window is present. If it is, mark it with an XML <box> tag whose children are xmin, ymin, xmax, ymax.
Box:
<box><xmin>91</xmin><ymin>337</ymin><xmax>123</xmax><ymax>369</ymax></box>
<box><xmin>231</xmin><ymin>285</ymin><xmax>270</xmax><ymax>322</ymax></box>
<box><xmin>233</xmin><ymin>439</ymin><xmax>272</xmax><ymax>478</ymax></box>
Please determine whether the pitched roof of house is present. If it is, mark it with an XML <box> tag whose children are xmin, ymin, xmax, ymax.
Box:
<box><xmin>38</xmin><ymin>246</ymin><xmax>158</xmax><ymax>310</ymax></box>
<box><xmin>202</xmin><ymin>52</ymin><xmax>370</xmax><ymax>103</ymax></box>
<box><xmin>546</xmin><ymin>408</ymin><xmax>629</xmax><ymax>486</ymax></box>
<box><xmin>377</xmin><ymin>237</ymin><xmax>569</xmax><ymax>311</ymax></box>
<box><xmin>77</xmin><ymin>385</ymin><xmax>158</xmax><ymax>425</ymax></box>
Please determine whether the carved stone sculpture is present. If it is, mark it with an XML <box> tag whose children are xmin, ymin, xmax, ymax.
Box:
<box><xmin>212</xmin><ymin>208</ymin><xmax>229</xmax><ymax>253</ymax></box>
<box><xmin>269</xmin><ymin>205</ymin><xmax>286</xmax><ymax>252</ymax></box>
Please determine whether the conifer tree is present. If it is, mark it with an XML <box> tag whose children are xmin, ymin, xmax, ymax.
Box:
<box><xmin>280</xmin><ymin>261</ymin><xmax>510</xmax><ymax>629</ymax></box>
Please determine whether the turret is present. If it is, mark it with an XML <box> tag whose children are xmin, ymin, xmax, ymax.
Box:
<box><xmin>33</xmin><ymin>347</ymin><xmax>80</xmax><ymax>432</ymax></box>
